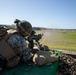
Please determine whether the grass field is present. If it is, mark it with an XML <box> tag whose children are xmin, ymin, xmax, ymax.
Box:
<box><xmin>36</xmin><ymin>29</ymin><xmax>76</xmax><ymax>52</ymax></box>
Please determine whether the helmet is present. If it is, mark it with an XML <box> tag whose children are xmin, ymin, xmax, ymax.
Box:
<box><xmin>14</xmin><ymin>19</ymin><xmax>32</xmax><ymax>36</ymax></box>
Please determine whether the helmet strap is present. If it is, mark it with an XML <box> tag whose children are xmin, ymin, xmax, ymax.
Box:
<box><xmin>18</xmin><ymin>22</ymin><xmax>26</xmax><ymax>32</ymax></box>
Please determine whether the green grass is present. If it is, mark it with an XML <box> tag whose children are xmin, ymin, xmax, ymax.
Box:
<box><xmin>36</xmin><ymin>29</ymin><xmax>76</xmax><ymax>52</ymax></box>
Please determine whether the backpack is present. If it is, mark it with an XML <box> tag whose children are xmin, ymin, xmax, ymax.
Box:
<box><xmin>0</xmin><ymin>25</ymin><xmax>20</xmax><ymax>68</ymax></box>
<box><xmin>0</xmin><ymin>25</ymin><xmax>8</xmax><ymax>39</ymax></box>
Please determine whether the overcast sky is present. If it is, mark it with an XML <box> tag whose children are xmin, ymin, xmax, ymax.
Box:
<box><xmin>0</xmin><ymin>0</ymin><xmax>76</xmax><ymax>29</ymax></box>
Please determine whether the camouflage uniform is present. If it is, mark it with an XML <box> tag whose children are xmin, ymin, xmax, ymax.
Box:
<box><xmin>7</xmin><ymin>33</ymin><xmax>30</xmax><ymax>62</ymax></box>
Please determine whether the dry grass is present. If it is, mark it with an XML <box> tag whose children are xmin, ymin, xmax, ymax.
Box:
<box><xmin>36</xmin><ymin>29</ymin><xmax>76</xmax><ymax>52</ymax></box>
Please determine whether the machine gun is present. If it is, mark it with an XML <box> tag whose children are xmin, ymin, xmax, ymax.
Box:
<box><xmin>26</xmin><ymin>30</ymin><xmax>50</xmax><ymax>52</ymax></box>
<box><xmin>26</xmin><ymin>30</ymin><xmax>43</xmax><ymax>49</ymax></box>
<box><xmin>27</xmin><ymin>30</ymin><xmax>43</xmax><ymax>42</ymax></box>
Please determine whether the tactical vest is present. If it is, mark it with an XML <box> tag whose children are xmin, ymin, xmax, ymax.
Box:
<box><xmin>0</xmin><ymin>29</ymin><xmax>20</xmax><ymax>68</ymax></box>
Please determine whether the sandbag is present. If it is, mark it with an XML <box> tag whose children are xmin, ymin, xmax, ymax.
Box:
<box><xmin>33</xmin><ymin>51</ymin><xmax>58</xmax><ymax>66</ymax></box>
